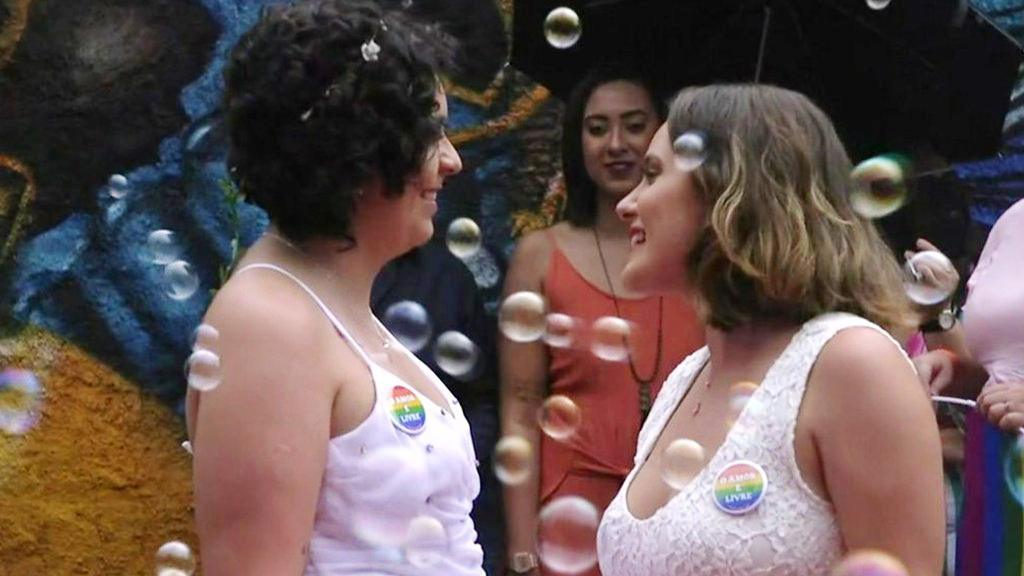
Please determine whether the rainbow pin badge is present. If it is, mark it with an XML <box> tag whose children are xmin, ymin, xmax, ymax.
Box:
<box><xmin>712</xmin><ymin>460</ymin><xmax>768</xmax><ymax>515</ymax></box>
<box><xmin>388</xmin><ymin>385</ymin><xmax>427</xmax><ymax>435</ymax></box>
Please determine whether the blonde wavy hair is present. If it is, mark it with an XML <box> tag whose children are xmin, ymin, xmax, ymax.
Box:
<box><xmin>670</xmin><ymin>84</ymin><xmax>914</xmax><ymax>333</ymax></box>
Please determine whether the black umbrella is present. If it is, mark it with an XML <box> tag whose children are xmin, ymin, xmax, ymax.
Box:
<box><xmin>511</xmin><ymin>0</ymin><xmax>1023</xmax><ymax>162</ymax></box>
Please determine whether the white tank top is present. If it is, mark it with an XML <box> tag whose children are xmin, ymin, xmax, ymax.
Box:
<box><xmin>597</xmin><ymin>313</ymin><xmax>907</xmax><ymax>575</ymax></box>
<box><xmin>236</xmin><ymin>264</ymin><xmax>485</xmax><ymax>576</ymax></box>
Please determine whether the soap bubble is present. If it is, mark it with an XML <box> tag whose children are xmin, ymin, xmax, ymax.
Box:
<box><xmin>108</xmin><ymin>174</ymin><xmax>130</xmax><ymax>199</ymax></box>
<box><xmin>404</xmin><ymin>515</ymin><xmax>448</xmax><ymax>568</ymax></box>
<box><xmin>672</xmin><ymin>131</ymin><xmax>707</xmax><ymax>172</ymax></box>
<box><xmin>494</xmin><ymin>435</ymin><xmax>533</xmax><ymax>485</ymax></box>
<box><xmin>185</xmin><ymin>349</ymin><xmax>222</xmax><ymax>392</ymax></box>
<box><xmin>544</xmin><ymin>7</ymin><xmax>581</xmax><ymax>49</ymax></box>
<box><xmin>903</xmin><ymin>250</ymin><xmax>957</xmax><ymax>306</ymax></box>
<box><xmin>433</xmin><ymin>331</ymin><xmax>479</xmax><ymax>378</ymax></box>
<box><xmin>1004</xmin><ymin>434</ymin><xmax>1024</xmax><ymax>507</ymax></box>
<box><xmin>660</xmin><ymin>438</ymin><xmax>706</xmax><ymax>490</ymax></box>
<box><xmin>164</xmin><ymin>260</ymin><xmax>200</xmax><ymax>301</ymax></box>
<box><xmin>543</xmin><ymin>313</ymin><xmax>576</xmax><ymax>348</ymax></box>
<box><xmin>383</xmin><ymin>301</ymin><xmax>432</xmax><ymax>352</ymax></box>
<box><xmin>831</xmin><ymin>549</ymin><xmax>908</xmax><ymax>576</ymax></box>
<box><xmin>154</xmin><ymin>540</ymin><xmax>196</xmax><ymax>576</ymax></box>
<box><xmin>538</xmin><ymin>395</ymin><xmax>582</xmax><ymax>441</ymax></box>
<box><xmin>0</xmin><ymin>368</ymin><xmax>43</xmax><ymax>436</ymax></box>
<box><xmin>591</xmin><ymin>316</ymin><xmax>631</xmax><ymax>362</ymax></box>
<box><xmin>146</xmin><ymin>230</ymin><xmax>181</xmax><ymax>265</ymax></box>
<box><xmin>190</xmin><ymin>323</ymin><xmax>219</xmax><ymax>353</ymax></box>
<box><xmin>446</xmin><ymin>217</ymin><xmax>482</xmax><ymax>259</ymax></box>
<box><xmin>849</xmin><ymin>155</ymin><xmax>910</xmax><ymax>219</ymax></box>
<box><xmin>499</xmin><ymin>291</ymin><xmax>547</xmax><ymax>343</ymax></box>
<box><xmin>537</xmin><ymin>496</ymin><xmax>600</xmax><ymax>574</ymax></box>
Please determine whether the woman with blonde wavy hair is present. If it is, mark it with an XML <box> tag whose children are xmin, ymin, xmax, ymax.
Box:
<box><xmin>596</xmin><ymin>84</ymin><xmax>944</xmax><ymax>575</ymax></box>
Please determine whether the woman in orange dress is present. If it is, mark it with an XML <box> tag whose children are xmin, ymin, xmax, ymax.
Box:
<box><xmin>499</xmin><ymin>65</ymin><xmax>704</xmax><ymax>576</ymax></box>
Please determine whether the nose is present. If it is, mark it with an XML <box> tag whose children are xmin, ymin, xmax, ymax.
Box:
<box><xmin>439</xmin><ymin>136</ymin><xmax>463</xmax><ymax>176</ymax></box>
<box><xmin>616</xmin><ymin>183</ymin><xmax>639</xmax><ymax>222</ymax></box>
<box><xmin>608</xmin><ymin>126</ymin><xmax>627</xmax><ymax>155</ymax></box>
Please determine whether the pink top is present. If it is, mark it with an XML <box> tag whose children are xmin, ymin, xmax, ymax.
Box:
<box><xmin>964</xmin><ymin>199</ymin><xmax>1024</xmax><ymax>385</ymax></box>
<box><xmin>236</xmin><ymin>264</ymin><xmax>485</xmax><ymax>576</ymax></box>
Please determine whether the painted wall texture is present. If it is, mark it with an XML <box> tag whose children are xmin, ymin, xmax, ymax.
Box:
<box><xmin>0</xmin><ymin>0</ymin><xmax>1022</xmax><ymax>573</ymax></box>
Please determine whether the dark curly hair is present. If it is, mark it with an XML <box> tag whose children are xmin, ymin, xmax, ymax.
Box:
<box><xmin>224</xmin><ymin>0</ymin><xmax>455</xmax><ymax>244</ymax></box>
<box><xmin>561</xmin><ymin>64</ymin><xmax>664</xmax><ymax>227</ymax></box>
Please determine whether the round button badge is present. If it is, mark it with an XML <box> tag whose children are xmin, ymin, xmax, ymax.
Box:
<box><xmin>712</xmin><ymin>460</ymin><xmax>768</xmax><ymax>515</ymax></box>
<box><xmin>388</xmin><ymin>385</ymin><xmax>427</xmax><ymax>435</ymax></box>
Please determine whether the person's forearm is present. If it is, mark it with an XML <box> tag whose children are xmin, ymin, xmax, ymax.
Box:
<box><xmin>501</xmin><ymin>393</ymin><xmax>544</xmax><ymax>561</ymax></box>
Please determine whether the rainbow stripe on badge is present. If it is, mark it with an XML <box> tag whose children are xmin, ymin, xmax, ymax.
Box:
<box><xmin>389</xmin><ymin>385</ymin><xmax>426</xmax><ymax>435</ymax></box>
<box><xmin>712</xmin><ymin>460</ymin><xmax>768</xmax><ymax>515</ymax></box>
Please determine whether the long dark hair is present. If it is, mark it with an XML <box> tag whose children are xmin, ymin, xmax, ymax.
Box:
<box><xmin>561</xmin><ymin>64</ymin><xmax>664</xmax><ymax>227</ymax></box>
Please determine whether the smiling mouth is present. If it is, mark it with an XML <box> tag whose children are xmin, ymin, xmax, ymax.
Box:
<box><xmin>421</xmin><ymin>189</ymin><xmax>438</xmax><ymax>201</ymax></box>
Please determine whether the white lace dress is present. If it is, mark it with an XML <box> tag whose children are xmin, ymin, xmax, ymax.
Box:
<box><xmin>597</xmin><ymin>313</ymin><xmax>904</xmax><ymax>575</ymax></box>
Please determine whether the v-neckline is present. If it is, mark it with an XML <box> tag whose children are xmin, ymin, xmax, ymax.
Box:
<box><xmin>622</xmin><ymin>323</ymin><xmax>808</xmax><ymax>522</ymax></box>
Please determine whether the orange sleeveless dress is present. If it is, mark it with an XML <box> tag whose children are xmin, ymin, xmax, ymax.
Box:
<box><xmin>539</xmin><ymin>245</ymin><xmax>704</xmax><ymax>575</ymax></box>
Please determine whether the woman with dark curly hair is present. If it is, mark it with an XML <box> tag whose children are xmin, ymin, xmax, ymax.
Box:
<box><xmin>184</xmin><ymin>2</ymin><xmax>482</xmax><ymax>574</ymax></box>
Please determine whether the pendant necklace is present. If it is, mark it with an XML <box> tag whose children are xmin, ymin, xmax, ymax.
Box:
<box><xmin>592</xmin><ymin>228</ymin><xmax>663</xmax><ymax>421</ymax></box>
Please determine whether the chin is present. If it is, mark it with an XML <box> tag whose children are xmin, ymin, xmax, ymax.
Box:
<box><xmin>623</xmin><ymin>261</ymin><xmax>678</xmax><ymax>296</ymax></box>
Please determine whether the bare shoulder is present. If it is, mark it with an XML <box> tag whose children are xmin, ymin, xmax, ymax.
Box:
<box><xmin>814</xmin><ymin>327</ymin><xmax>914</xmax><ymax>387</ymax></box>
<box><xmin>505</xmin><ymin>227</ymin><xmax>557</xmax><ymax>294</ymax></box>
<box><xmin>808</xmin><ymin>325</ymin><xmax>930</xmax><ymax>425</ymax></box>
<box><xmin>207</xmin><ymin>268</ymin><xmax>327</xmax><ymax>347</ymax></box>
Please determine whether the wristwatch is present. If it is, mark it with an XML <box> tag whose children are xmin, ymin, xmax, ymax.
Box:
<box><xmin>510</xmin><ymin>551</ymin><xmax>539</xmax><ymax>574</ymax></box>
<box><xmin>922</xmin><ymin>304</ymin><xmax>957</xmax><ymax>333</ymax></box>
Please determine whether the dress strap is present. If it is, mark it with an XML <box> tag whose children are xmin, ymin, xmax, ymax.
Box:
<box><xmin>234</xmin><ymin>263</ymin><xmax>376</xmax><ymax>370</ymax></box>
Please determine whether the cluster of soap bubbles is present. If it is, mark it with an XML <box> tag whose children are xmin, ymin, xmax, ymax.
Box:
<box><xmin>0</xmin><ymin>368</ymin><xmax>44</xmax><ymax>436</ymax></box>
<box><xmin>848</xmin><ymin>151</ymin><xmax>963</xmax><ymax>306</ymax></box>
<box><xmin>381</xmin><ymin>300</ymin><xmax>480</xmax><ymax>379</ymax></box>
<box><xmin>184</xmin><ymin>324</ymin><xmax>222</xmax><ymax>392</ymax></box>
<box><xmin>144</xmin><ymin>229</ymin><xmax>200</xmax><ymax>301</ymax></box>
<box><xmin>154</xmin><ymin>541</ymin><xmax>196</xmax><ymax>576</ymax></box>
<box><xmin>498</xmin><ymin>290</ymin><xmax>633</xmax><ymax>361</ymax></box>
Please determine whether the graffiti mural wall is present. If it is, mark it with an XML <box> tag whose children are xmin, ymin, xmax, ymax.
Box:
<box><xmin>1</xmin><ymin>0</ymin><xmax>1023</xmax><ymax>573</ymax></box>
<box><xmin>0</xmin><ymin>0</ymin><xmax>561</xmax><ymax>572</ymax></box>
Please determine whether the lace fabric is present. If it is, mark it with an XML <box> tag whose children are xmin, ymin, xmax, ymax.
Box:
<box><xmin>597</xmin><ymin>313</ymin><xmax>904</xmax><ymax>575</ymax></box>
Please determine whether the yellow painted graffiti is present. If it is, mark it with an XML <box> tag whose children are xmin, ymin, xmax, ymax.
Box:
<box><xmin>0</xmin><ymin>155</ymin><xmax>36</xmax><ymax>267</ymax></box>
<box><xmin>0</xmin><ymin>326</ymin><xmax>195</xmax><ymax>574</ymax></box>
<box><xmin>450</xmin><ymin>84</ymin><xmax>551</xmax><ymax>146</ymax></box>
<box><xmin>0</xmin><ymin>0</ymin><xmax>32</xmax><ymax>70</ymax></box>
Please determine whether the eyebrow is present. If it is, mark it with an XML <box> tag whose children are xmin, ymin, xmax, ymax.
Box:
<box><xmin>584</xmin><ymin>109</ymin><xmax>651</xmax><ymax>122</ymax></box>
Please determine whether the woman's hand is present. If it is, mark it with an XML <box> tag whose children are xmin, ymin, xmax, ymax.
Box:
<box><xmin>912</xmin><ymin>350</ymin><xmax>956</xmax><ymax>395</ymax></box>
<box><xmin>977</xmin><ymin>382</ymin><xmax>1024</xmax><ymax>432</ymax></box>
<box><xmin>903</xmin><ymin>239</ymin><xmax>960</xmax><ymax>311</ymax></box>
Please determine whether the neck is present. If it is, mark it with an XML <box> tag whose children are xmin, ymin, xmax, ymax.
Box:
<box><xmin>265</xmin><ymin>225</ymin><xmax>382</xmax><ymax>309</ymax></box>
<box><xmin>704</xmin><ymin>319</ymin><xmax>802</xmax><ymax>375</ymax></box>
<box><xmin>593</xmin><ymin>195</ymin><xmax>628</xmax><ymax>238</ymax></box>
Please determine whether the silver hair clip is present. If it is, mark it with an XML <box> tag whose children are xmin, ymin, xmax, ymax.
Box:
<box><xmin>361</xmin><ymin>19</ymin><xmax>387</xmax><ymax>62</ymax></box>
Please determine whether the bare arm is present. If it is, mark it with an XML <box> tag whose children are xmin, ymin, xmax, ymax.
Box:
<box><xmin>499</xmin><ymin>231</ymin><xmax>554</xmax><ymax>571</ymax></box>
<box><xmin>192</xmin><ymin>281</ymin><xmax>334</xmax><ymax>575</ymax></box>
<box><xmin>810</xmin><ymin>328</ymin><xmax>945</xmax><ymax>575</ymax></box>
